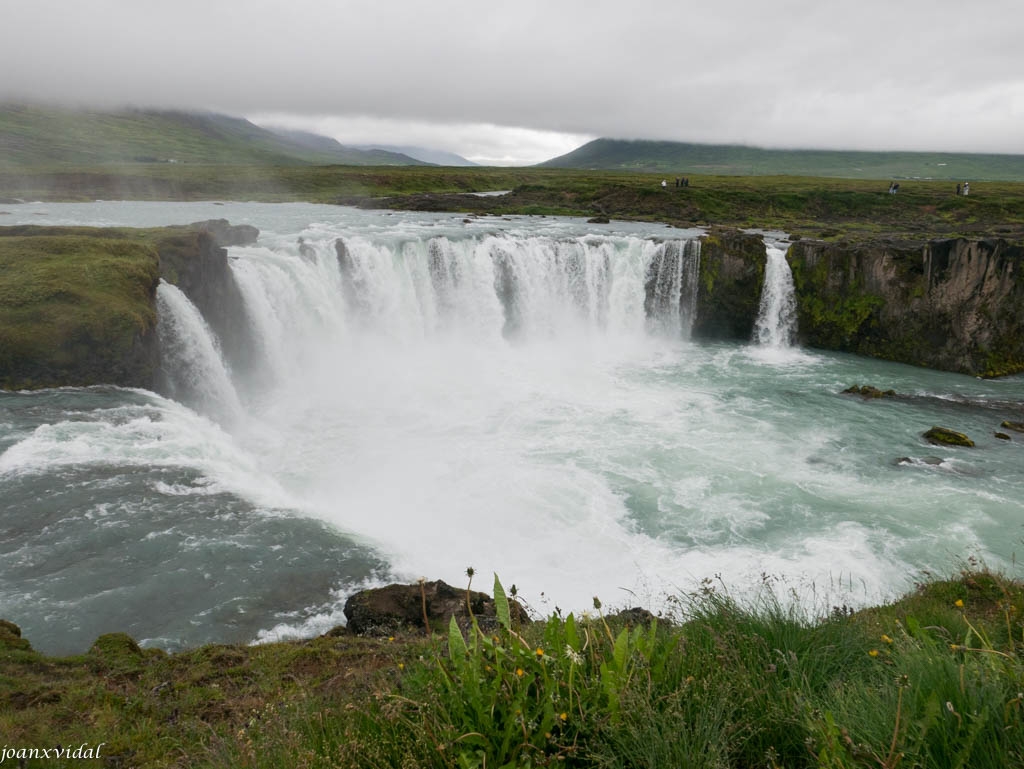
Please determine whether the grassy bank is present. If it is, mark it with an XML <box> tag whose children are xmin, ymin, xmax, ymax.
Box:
<box><xmin>0</xmin><ymin>229</ymin><xmax>160</xmax><ymax>389</ymax></box>
<box><xmin>2</xmin><ymin>569</ymin><xmax>1022</xmax><ymax>768</ymax></box>
<box><xmin>4</xmin><ymin>165</ymin><xmax>1024</xmax><ymax>241</ymax></box>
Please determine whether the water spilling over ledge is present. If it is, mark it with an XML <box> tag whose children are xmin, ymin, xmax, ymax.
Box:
<box><xmin>2</xmin><ymin>202</ymin><xmax>1023</xmax><ymax>655</ymax></box>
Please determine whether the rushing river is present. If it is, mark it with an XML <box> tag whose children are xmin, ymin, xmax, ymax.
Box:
<box><xmin>2</xmin><ymin>201</ymin><xmax>1023</xmax><ymax>655</ymax></box>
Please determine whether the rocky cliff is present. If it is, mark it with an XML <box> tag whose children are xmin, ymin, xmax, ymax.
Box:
<box><xmin>0</xmin><ymin>220</ymin><xmax>257</xmax><ymax>390</ymax></box>
<box><xmin>788</xmin><ymin>237</ymin><xmax>1024</xmax><ymax>376</ymax></box>
<box><xmin>692</xmin><ymin>228</ymin><xmax>767</xmax><ymax>339</ymax></box>
<box><xmin>155</xmin><ymin>219</ymin><xmax>258</xmax><ymax>378</ymax></box>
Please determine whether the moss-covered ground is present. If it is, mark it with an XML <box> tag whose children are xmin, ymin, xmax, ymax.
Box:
<box><xmin>2</xmin><ymin>569</ymin><xmax>1023</xmax><ymax>768</ymax></box>
<box><xmin>0</xmin><ymin>231</ymin><xmax>160</xmax><ymax>389</ymax></box>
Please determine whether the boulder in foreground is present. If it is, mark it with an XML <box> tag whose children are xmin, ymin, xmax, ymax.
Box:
<box><xmin>343</xmin><ymin>580</ymin><xmax>530</xmax><ymax>635</ymax></box>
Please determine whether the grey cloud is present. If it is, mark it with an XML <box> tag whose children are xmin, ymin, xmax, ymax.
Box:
<box><xmin>2</xmin><ymin>0</ymin><xmax>1022</xmax><ymax>158</ymax></box>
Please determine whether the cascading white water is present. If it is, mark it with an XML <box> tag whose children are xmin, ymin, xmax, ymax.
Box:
<box><xmin>228</xmin><ymin>234</ymin><xmax>701</xmax><ymax>366</ymax></box>
<box><xmin>754</xmin><ymin>245</ymin><xmax>798</xmax><ymax>348</ymax></box>
<box><xmin>9</xmin><ymin>202</ymin><xmax>1024</xmax><ymax>657</ymax></box>
<box><xmin>155</xmin><ymin>280</ymin><xmax>244</xmax><ymax>423</ymax></box>
<box><xmin>645</xmin><ymin>239</ymin><xmax>701</xmax><ymax>339</ymax></box>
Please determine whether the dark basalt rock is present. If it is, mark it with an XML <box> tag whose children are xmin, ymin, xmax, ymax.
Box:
<box><xmin>190</xmin><ymin>219</ymin><xmax>259</xmax><ymax>247</ymax></box>
<box><xmin>692</xmin><ymin>228</ymin><xmax>768</xmax><ymax>340</ymax></box>
<box><xmin>1000</xmin><ymin>420</ymin><xmax>1024</xmax><ymax>432</ymax></box>
<box><xmin>923</xmin><ymin>426</ymin><xmax>975</xmax><ymax>447</ymax></box>
<box><xmin>995</xmin><ymin>432</ymin><xmax>1012</xmax><ymax>440</ymax></box>
<box><xmin>788</xmin><ymin>236</ymin><xmax>1024</xmax><ymax>377</ymax></box>
<box><xmin>843</xmin><ymin>384</ymin><xmax>897</xmax><ymax>398</ymax></box>
<box><xmin>343</xmin><ymin>580</ymin><xmax>530</xmax><ymax>636</ymax></box>
<box><xmin>609</xmin><ymin>607</ymin><xmax>658</xmax><ymax>627</ymax></box>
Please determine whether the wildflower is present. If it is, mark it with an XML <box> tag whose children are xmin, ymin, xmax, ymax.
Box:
<box><xmin>536</xmin><ymin>647</ymin><xmax>545</xmax><ymax>658</ymax></box>
<box><xmin>881</xmin><ymin>634</ymin><xmax>893</xmax><ymax>644</ymax></box>
<box><xmin>398</xmin><ymin>662</ymin><xmax>404</xmax><ymax>670</ymax></box>
<box><xmin>565</xmin><ymin>646</ymin><xmax>583</xmax><ymax>665</ymax></box>
<box><xmin>868</xmin><ymin>649</ymin><xmax>879</xmax><ymax>657</ymax></box>
<box><xmin>388</xmin><ymin>636</ymin><xmax>394</xmax><ymax>642</ymax></box>
<box><xmin>559</xmin><ymin>712</ymin><xmax>568</xmax><ymax>722</ymax></box>
<box><xmin>954</xmin><ymin>599</ymin><xmax>964</xmax><ymax>608</ymax></box>
<box><xmin>516</xmin><ymin>667</ymin><xmax>525</xmax><ymax>677</ymax></box>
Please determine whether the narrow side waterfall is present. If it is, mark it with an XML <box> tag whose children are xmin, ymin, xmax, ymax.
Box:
<box><xmin>754</xmin><ymin>245</ymin><xmax>798</xmax><ymax>348</ymax></box>
<box><xmin>156</xmin><ymin>280</ymin><xmax>244</xmax><ymax>423</ymax></box>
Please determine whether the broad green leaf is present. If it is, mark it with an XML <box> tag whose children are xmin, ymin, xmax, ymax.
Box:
<box><xmin>493</xmin><ymin>573</ymin><xmax>511</xmax><ymax>630</ymax></box>
<box><xmin>565</xmin><ymin>613</ymin><xmax>580</xmax><ymax>652</ymax></box>
<box><xmin>613</xmin><ymin>627</ymin><xmax>629</xmax><ymax>672</ymax></box>
<box><xmin>448</xmin><ymin>615</ymin><xmax>467</xmax><ymax>671</ymax></box>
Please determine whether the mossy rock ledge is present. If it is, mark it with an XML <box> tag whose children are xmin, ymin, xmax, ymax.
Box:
<box><xmin>0</xmin><ymin>220</ymin><xmax>257</xmax><ymax>390</ymax></box>
<box><xmin>842</xmin><ymin>384</ymin><xmax>897</xmax><ymax>398</ymax></box>
<box><xmin>342</xmin><ymin>580</ymin><xmax>530</xmax><ymax>635</ymax></box>
<box><xmin>923</xmin><ymin>426</ymin><xmax>975</xmax><ymax>447</ymax></box>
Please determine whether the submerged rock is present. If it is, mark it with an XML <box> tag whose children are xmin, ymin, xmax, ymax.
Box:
<box><xmin>587</xmin><ymin>215</ymin><xmax>610</xmax><ymax>224</ymax></box>
<box><xmin>343</xmin><ymin>580</ymin><xmax>530</xmax><ymax>635</ymax></box>
<box><xmin>843</xmin><ymin>384</ymin><xmax>897</xmax><ymax>398</ymax></box>
<box><xmin>995</xmin><ymin>432</ymin><xmax>1012</xmax><ymax>440</ymax></box>
<box><xmin>1000</xmin><ymin>420</ymin><xmax>1024</xmax><ymax>433</ymax></box>
<box><xmin>923</xmin><ymin>426</ymin><xmax>975</xmax><ymax>447</ymax></box>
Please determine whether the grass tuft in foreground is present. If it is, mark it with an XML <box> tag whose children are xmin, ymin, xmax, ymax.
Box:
<box><xmin>2</xmin><ymin>568</ymin><xmax>1023</xmax><ymax>768</ymax></box>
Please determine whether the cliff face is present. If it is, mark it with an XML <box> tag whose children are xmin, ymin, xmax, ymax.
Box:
<box><xmin>0</xmin><ymin>232</ymin><xmax>161</xmax><ymax>390</ymax></box>
<box><xmin>155</xmin><ymin>220</ymin><xmax>258</xmax><ymax>379</ymax></box>
<box><xmin>692</xmin><ymin>228</ymin><xmax>767</xmax><ymax>340</ymax></box>
<box><xmin>0</xmin><ymin>220</ymin><xmax>258</xmax><ymax>391</ymax></box>
<box><xmin>788</xmin><ymin>237</ymin><xmax>1024</xmax><ymax>376</ymax></box>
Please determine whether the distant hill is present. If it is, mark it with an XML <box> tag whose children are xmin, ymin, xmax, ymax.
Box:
<box><xmin>355</xmin><ymin>144</ymin><xmax>477</xmax><ymax>167</ymax></box>
<box><xmin>262</xmin><ymin>128</ymin><xmax>430</xmax><ymax>166</ymax></box>
<box><xmin>0</xmin><ymin>105</ymin><xmax>429</xmax><ymax>167</ymax></box>
<box><xmin>540</xmin><ymin>138</ymin><xmax>1024</xmax><ymax>181</ymax></box>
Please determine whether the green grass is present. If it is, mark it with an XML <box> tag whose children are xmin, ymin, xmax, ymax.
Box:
<box><xmin>541</xmin><ymin>138</ymin><xmax>1024</xmax><ymax>182</ymax></box>
<box><xmin>0</xmin><ymin>231</ymin><xmax>159</xmax><ymax>388</ymax></box>
<box><xmin>4</xmin><ymin>165</ymin><xmax>1023</xmax><ymax>242</ymax></box>
<box><xmin>0</xmin><ymin>105</ymin><xmax>428</xmax><ymax>168</ymax></box>
<box><xmin>3</xmin><ymin>569</ymin><xmax>1023</xmax><ymax>768</ymax></box>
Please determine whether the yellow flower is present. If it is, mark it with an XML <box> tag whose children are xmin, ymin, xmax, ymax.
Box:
<box><xmin>559</xmin><ymin>712</ymin><xmax>568</xmax><ymax>722</ymax></box>
<box><xmin>954</xmin><ymin>599</ymin><xmax>964</xmax><ymax>608</ymax></box>
<box><xmin>868</xmin><ymin>649</ymin><xmax>879</xmax><ymax>657</ymax></box>
<box><xmin>398</xmin><ymin>662</ymin><xmax>405</xmax><ymax>670</ymax></box>
<box><xmin>536</xmin><ymin>647</ymin><xmax>544</xmax><ymax>657</ymax></box>
<box><xmin>881</xmin><ymin>634</ymin><xmax>893</xmax><ymax>645</ymax></box>
<box><xmin>516</xmin><ymin>667</ymin><xmax>525</xmax><ymax>677</ymax></box>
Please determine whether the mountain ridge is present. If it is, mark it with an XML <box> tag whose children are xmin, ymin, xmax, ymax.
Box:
<box><xmin>541</xmin><ymin>137</ymin><xmax>1024</xmax><ymax>181</ymax></box>
<box><xmin>0</xmin><ymin>105</ymin><xmax>429</xmax><ymax>167</ymax></box>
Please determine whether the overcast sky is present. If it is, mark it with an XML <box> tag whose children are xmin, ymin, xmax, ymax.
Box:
<box><xmin>2</xmin><ymin>0</ymin><xmax>1022</xmax><ymax>164</ymax></box>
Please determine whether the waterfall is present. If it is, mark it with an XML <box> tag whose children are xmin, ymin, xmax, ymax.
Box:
<box><xmin>644</xmin><ymin>239</ymin><xmax>701</xmax><ymax>339</ymax></box>
<box><xmin>156</xmin><ymin>280</ymin><xmax>244</xmax><ymax>423</ymax></box>
<box><xmin>754</xmin><ymin>245</ymin><xmax>798</xmax><ymax>348</ymax></box>
<box><xmin>154</xmin><ymin>232</ymin><xmax>704</xmax><ymax>420</ymax></box>
<box><xmin>225</xmin><ymin>234</ymin><xmax>701</xmax><ymax>367</ymax></box>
